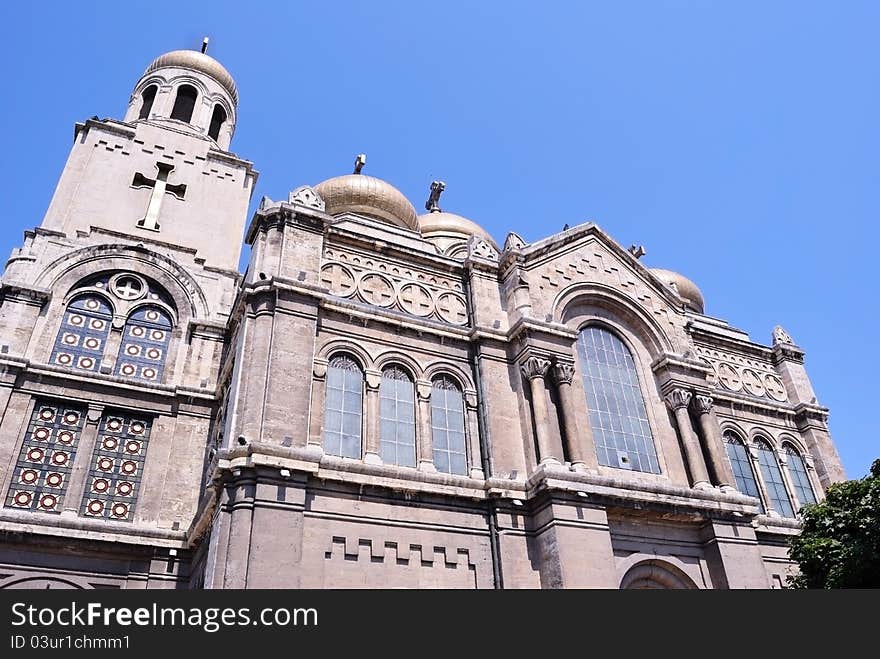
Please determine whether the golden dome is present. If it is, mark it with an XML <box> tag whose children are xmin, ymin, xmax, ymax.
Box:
<box><xmin>650</xmin><ymin>268</ymin><xmax>705</xmax><ymax>314</ymax></box>
<box><xmin>419</xmin><ymin>211</ymin><xmax>499</xmax><ymax>253</ymax></box>
<box><xmin>314</xmin><ymin>174</ymin><xmax>419</xmax><ymax>231</ymax></box>
<box><xmin>145</xmin><ymin>50</ymin><xmax>238</xmax><ymax>105</ymax></box>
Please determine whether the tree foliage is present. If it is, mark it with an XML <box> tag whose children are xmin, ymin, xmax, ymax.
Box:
<box><xmin>787</xmin><ymin>459</ymin><xmax>880</xmax><ymax>588</ymax></box>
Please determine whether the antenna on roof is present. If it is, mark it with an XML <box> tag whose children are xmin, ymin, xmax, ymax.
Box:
<box><xmin>201</xmin><ymin>37</ymin><xmax>209</xmax><ymax>54</ymax></box>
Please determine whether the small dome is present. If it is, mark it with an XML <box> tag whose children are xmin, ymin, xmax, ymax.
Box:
<box><xmin>419</xmin><ymin>211</ymin><xmax>499</xmax><ymax>254</ymax></box>
<box><xmin>314</xmin><ymin>174</ymin><xmax>419</xmax><ymax>231</ymax></box>
<box><xmin>650</xmin><ymin>268</ymin><xmax>705</xmax><ymax>314</ymax></box>
<box><xmin>145</xmin><ymin>50</ymin><xmax>238</xmax><ymax>105</ymax></box>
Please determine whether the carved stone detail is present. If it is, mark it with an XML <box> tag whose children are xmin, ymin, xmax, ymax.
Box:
<box><xmin>468</xmin><ymin>235</ymin><xmax>499</xmax><ymax>261</ymax></box>
<box><xmin>503</xmin><ymin>232</ymin><xmax>526</xmax><ymax>252</ymax></box>
<box><xmin>321</xmin><ymin>247</ymin><xmax>469</xmax><ymax>326</ymax></box>
<box><xmin>664</xmin><ymin>388</ymin><xmax>692</xmax><ymax>410</ymax></box>
<box><xmin>552</xmin><ymin>362</ymin><xmax>576</xmax><ymax>385</ymax></box>
<box><xmin>693</xmin><ymin>394</ymin><xmax>713</xmax><ymax>415</ymax></box>
<box><xmin>694</xmin><ymin>344</ymin><xmax>788</xmax><ymax>402</ymax></box>
<box><xmin>521</xmin><ymin>356</ymin><xmax>551</xmax><ymax>380</ymax></box>
<box><xmin>288</xmin><ymin>185</ymin><xmax>326</xmax><ymax>211</ymax></box>
<box><xmin>772</xmin><ymin>325</ymin><xmax>794</xmax><ymax>346</ymax></box>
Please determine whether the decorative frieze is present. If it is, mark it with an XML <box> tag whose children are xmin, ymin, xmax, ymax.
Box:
<box><xmin>320</xmin><ymin>248</ymin><xmax>469</xmax><ymax>326</ymax></box>
<box><xmin>694</xmin><ymin>344</ymin><xmax>788</xmax><ymax>403</ymax></box>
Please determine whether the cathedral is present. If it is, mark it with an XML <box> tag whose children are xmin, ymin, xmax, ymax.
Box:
<box><xmin>0</xmin><ymin>46</ymin><xmax>846</xmax><ymax>589</ymax></box>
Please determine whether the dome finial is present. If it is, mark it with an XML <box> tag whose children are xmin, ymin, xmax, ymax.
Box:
<box><xmin>425</xmin><ymin>180</ymin><xmax>446</xmax><ymax>213</ymax></box>
<box><xmin>201</xmin><ymin>36</ymin><xmax>209</xmax><ymax>54</ymax></box>
<box><xmin>353</xmin><ymin>153</ymin><xmax>366</xmax><ymax>174</ymax></box>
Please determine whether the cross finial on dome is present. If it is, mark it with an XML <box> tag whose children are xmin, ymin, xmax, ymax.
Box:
<box><xmin>353</xmin><ymin>153</ymin><xmax>366</xmax><ymax>174</ymax></box>
<box><xmin>201</xmin><ymin>37</ymin><xmax>209</xmax><ymax>54</ymax></box>
<box><xmin>425</xmin><ymin>180</ymin><xmax>445</xmax><ymax>213</ymax></box>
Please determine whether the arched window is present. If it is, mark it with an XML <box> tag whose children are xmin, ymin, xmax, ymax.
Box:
<box><xmin>51</xmin><ymin>294</ymin><xmax>113</xmax><ymax>372</ymax></box>
<box><xmin>114</xmin><ymin>306</ymin><xmax>173</xmax><ymax>383</ymax></box>
<box><xmin>576</xmin><ymin>326</ymin><xmax>659</xmax><ymax>474</ymax></box>
<box><xmin>323</xmin><ymin>355</ymin><xmax>363</xmax><ymax>458</ymax></box>
<box><xmin>170</xmin><ymin>84</ymin><xmax>198</xmax><ymax>123</ymax></box>
<box><xmin>723</xmin><ymin>432</ymin><xmax>764</xmax><ymax>512</ymax></box>
<box><xmin>755</xmin><ymin>439</ymin><xmax>794</xmax><ymax>517</ymax></box>
<box><xmin>783</xmin><ymin>444</ymin><xmax>816</xmax><ymax>509</ymax></box>
<box><xmin>431</xmin><ymin>376</ymin><xmax>467</xmax><ymax>475</ymax></box>
<box><xmin>138</xmin><ymin>85</ymin><xmax>157</xmax><ymax>120</ymax></box>
<box><xmin>379</xmin><ymin>366</ymin><xmax>416</xmax><ymax>467</ymax></box>
<box><xmin>208</xmin><ymin>104</ymin><xmax>227</xmax><ymax>141</ymax></box>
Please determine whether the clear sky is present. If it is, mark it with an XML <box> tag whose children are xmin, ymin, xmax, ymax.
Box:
<box><xmin>0</xmin><ymin>2</ymin><xmax>876</xmax><ymax>478</ymax></box>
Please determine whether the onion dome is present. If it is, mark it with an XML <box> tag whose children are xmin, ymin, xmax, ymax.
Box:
<box><xmin>650</xmin><ymin>268</ymin><xmax>705</xmax><ymax>314</ymax></box>
<box><xmin>419</xmin><ymin>211</ymin><xmax>499</xmax><ymax>255</ymax></box>
<box><xmin>314</xmin><ymin>174</ymin><xmax>420</xmax><ymax>231</ymax></box>
<box><xmin>144</xmin><ymin>50</ymin><xmax>238</xmax><ymax>105</ymax></box>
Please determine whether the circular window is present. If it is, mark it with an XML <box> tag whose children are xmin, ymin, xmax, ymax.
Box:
<box><xmin>112</xmin><ymin>275</ymin><xmax>145</xmax><ymax>301</ymax></box>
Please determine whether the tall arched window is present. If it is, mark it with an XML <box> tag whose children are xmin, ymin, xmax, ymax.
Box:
<box><xmin>755</xmin><ymin>439</ymin><xmax>794</xmax><ymax>517</ymax></box>
<box><xmin>723</xmin><ymin>432</ymin><xmax>764</xmax><ymax>512</ymax></box>
<box><xmin>323</xmin><ymin>355</ymin><xmax>363</xmax><ymax>458</ymax></box>
<box><xmin>783</xmin><ymin>444</ymin><xmax>816</xmax><ymax>509</ymax></box>
<box><xmin>138</xmin><ymin>85</ymin><xmax>157</xmax><ymax>120</ymax></box>
<box><xmin>208</xmin><ymin>104</ymin><xmax>227</xmax><ymax>141</ymax></box>
<box><xmin>170</xmin><ymin>84</ymin><xmax>198</xmax><ymax>123</ymax></box>
<box><xmin>431</xmin><ymin>376</ymin><xmax>467</xmax><ymax>475</ymax></box>
<box><xmin>576</xmin><ymin>326</ymin><xmax>659</xmax><ymax>474</ymax></box>
<box><xmin>379</xmin><ymin>366</ymin><xmax>416</xmax><ymax>467</ymax></box>
<box><xmin>114</xmin><ymin>306</ymin><xmax>173</xmax><ymax>383</ymax></box>
<box><xmin>51</xmin><ymin>295</ymin><xmax>113</xmax><ymax>372</ymax></box>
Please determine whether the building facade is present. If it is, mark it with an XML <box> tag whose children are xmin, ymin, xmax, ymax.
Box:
<box><xmin>0</xmin><ymin>48</ymin><xmax>846</xmax><ymax>589</ymax></box>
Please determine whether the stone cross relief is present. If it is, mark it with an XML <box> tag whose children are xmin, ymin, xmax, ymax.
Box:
<box><xmin>131</xmin><ymin>162</ymin><xmax>187</xmax><ymax>231</ymax></box>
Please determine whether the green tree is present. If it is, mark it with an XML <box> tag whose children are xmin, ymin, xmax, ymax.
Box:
<box><xmin>787</xmin><ymin>459</ymin><xmax>880</xmax><ymax>588</ymax></box>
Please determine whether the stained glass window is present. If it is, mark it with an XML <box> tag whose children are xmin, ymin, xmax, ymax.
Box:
<box><xmin>80</xmin><ymin>411</ymin><xmax>152</xmax><ymax>522</ymax></box>
<box><xmin>50</xmin><ymin>295</ymin><xmax>112</xmax><ymax>373</ymax></box>
<box><xmin>755</xmin><ymin>440</ymin><xmax>795</xmax><ymax>518</ymax></box>
<box><xmin>5</xmin><ymin>401</ymin><xmax>86</xmax><ymax>514</ymax></box>
<box><xmin>576</xmin><ymin>326</ymin><xmax>659</xmax><ymax>473</ymax></box>
<box><xmin>431</xmin><ymin>376</ymin><xmax>468</xmax><ymax>476</ymax></box>
<box><xmin>379</xmin><ymin>366</ymin><xmax>416</xmax><ymax>467</ymax></box>
<box><xmin>323</xmin><ymin>355</ymin><xmax>363</xmax><ymax>458</ymax></box>
<box><xmin>724</xmin><ymin>432</ymin><xmax>764</xmax><ymax>512</ymax></box>
<box><xmin>115</xmin><ymin>306</ymin><xmax>173</xmax><ymax>382</ymax></box>
<box><xmin>783</xmin><ymin>444</ymin><xmax>817</xmax><ymax>510</ymax></box>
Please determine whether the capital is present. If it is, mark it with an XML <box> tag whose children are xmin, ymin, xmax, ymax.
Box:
<box><xmin>521</xmin><ymin>356</ymin><xmax>551</xmax><ymax>380</ymax></box>
<box><xmin>664</xmin><ymin>388</ymin><xmax>692</xmax><ymax>411</ymax></box>
<box><xmin>552</xmin><ymin>361</ymin><xmax>577</xmax><ymax>385</ymax></box>
<box><xmin>693</xmin><ymin>394</ymin><xmax>714</xmax><ymax>415</ymax></box>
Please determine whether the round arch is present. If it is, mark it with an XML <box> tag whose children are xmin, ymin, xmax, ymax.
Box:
<box><xmin>620</xmin><ymin>559</ymin><xmax>699</xmax><ymax>590</ymax></box>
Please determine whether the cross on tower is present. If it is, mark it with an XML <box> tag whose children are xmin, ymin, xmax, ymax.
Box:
<box><xmin>132</xmin><ymin>162</ymin><xmax>187</xmax><ymax>231</ymax></box>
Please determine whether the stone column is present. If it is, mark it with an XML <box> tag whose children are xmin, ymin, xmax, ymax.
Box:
<box><xmin>551</xmin><ymin>361</ymin><xmax>589</xmax><ymax>471</ymax></box>
<box><xmin>692</xmin><ymin>394</ymin><xmax>735</xmax><ymax>490</ymax></box>
<box><xmin>521</xmin><ymin>356</ymin><xmax>560</xmax><ymax>465</ymax></box>
<box><xmin>664</xmin><ymin>388</ymin><xmax>710</xmax><ymax>489</ymax></box>
<box><xmin>464</xmin><ymin>391</ymin><xmax>484</xmax><ymax>479</ymax></box>
<box><xmin>307</xmin><ymin>360</ymin><xmax>327</xmax><ymax>449</ymax></box>
<box><xmin>63</xmin><ymin>402</ymin><xmax>104</xmax><ymax>516</ymax></box>
<box><xmin>363</xmin><ymin>370</ymin><xmax>382</xmax><ymax>465</ymax></box>
<box><xmin>416</xmin><ymin>380</ymin><xmax>435</xmax><ymax>472</ymax></box>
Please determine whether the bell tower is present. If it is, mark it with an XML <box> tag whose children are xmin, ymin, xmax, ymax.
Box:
<box><xmin>37</xmin><ymin>43</ymin><xmax>257</xmax><ymax>271</ymax></box>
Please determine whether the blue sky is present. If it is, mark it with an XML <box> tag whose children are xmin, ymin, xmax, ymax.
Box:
<box><xmin>0</xmin><ymin>2</ymin><xmax>876</xmax><ymax>478</ymax></box>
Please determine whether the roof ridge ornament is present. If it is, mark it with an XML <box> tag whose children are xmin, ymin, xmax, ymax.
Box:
<box><xmin>425</xmin><ymin>180</ymin><xmax>445</xmax><ymax>213</ymax></box>
<box><xmin>772</xmin><ymin>325</ymin><xmax>794</xmax><ymax>346</ymax></box>
<box><xmin>353</xmin><ymin>153</ymin><xmax>366</xmax><ymax>175</ymax></box>
<box><xmin>629</xmin><ymin>244</ymin><xmax>646</xmax><ymax>259</ymax></box>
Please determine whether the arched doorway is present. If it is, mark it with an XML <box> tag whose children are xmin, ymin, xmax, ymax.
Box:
<box><xmin>620</xmin><ymin>559</ymin><xmax>699</xmax><ymax>589</ymax></box>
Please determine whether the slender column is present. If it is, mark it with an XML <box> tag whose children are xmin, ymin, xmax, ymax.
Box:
<box><xmin>464</xmin><ymin>392</ymin><xmax>484</xmax><ymax>479</ymax></box>
<box><xmin>363</xmin><ymin>370</ymin><xmax>382</xmax><ymax>465</ymax></box>
<box><xmin>416</xmin><ymin>380</ymin><xmax>435</xmax><ymax>472</ymax></box>
<box><xmin>521</xmin><ymin>356</ymin><xmax>559</xmax><ymax>465</ymax></box>
<box><xmin>306</xmin><ymin>360</ymin><xmax>326</xmax><ymax>449</ymax></box>
<box><xmin>692</xmin><ymin>395</ymin><xmax>735</xmax><ymax>490</ymax></box>
<box><xmin>664</xmin><ymin>388</ymin><xmax>710</xmax><ymax>489</ymax></box>
<box><xmin>551</xmin><ymin>361</ymin><xmax>588</xmax><ymax>471</ymax></box>
<box><xmin>63</xmin><ymin>403</ymin><xmax>104</xmax><ymax>516</ymax></box>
